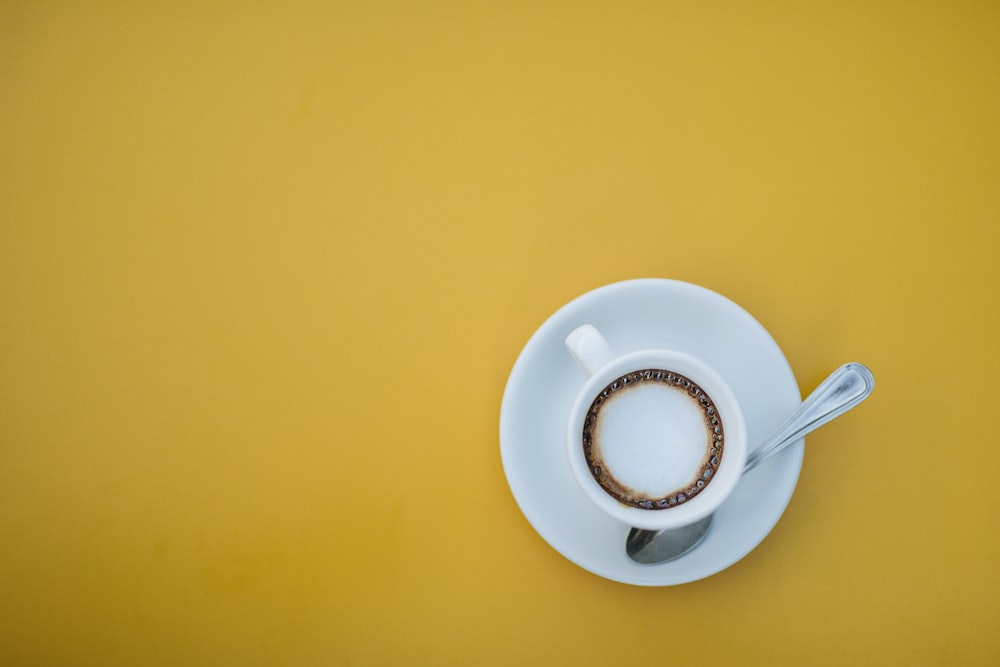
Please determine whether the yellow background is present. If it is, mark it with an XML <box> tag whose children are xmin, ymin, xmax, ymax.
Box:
<box><xmin>2</xmin><ymin>1</ymin><xmax>998</xmax><ymax>664</ymax></box>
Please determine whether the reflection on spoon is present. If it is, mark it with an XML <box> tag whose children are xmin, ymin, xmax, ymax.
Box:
<box><xmin>625</xmin><ymin>363</ymin><xmax>875</xmax><ymax>565</ymax></box>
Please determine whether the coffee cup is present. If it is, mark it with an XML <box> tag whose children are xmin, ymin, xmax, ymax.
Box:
<box><xmin>565</xmin><ymin>325</ymin><xmax>748</xmax><ymax>531</ymax></box>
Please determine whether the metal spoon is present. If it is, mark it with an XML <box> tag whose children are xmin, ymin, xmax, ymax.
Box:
<box><xmin>625</xmin><ymin>362</ymin><xmax>875</xmax><ymax>565</ymax></box>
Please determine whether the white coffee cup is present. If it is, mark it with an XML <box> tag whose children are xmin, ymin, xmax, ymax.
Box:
<box><xmin>565</xmin><ymin>325</ymin><xmax>748</xmax><ymax>531</ymax></box>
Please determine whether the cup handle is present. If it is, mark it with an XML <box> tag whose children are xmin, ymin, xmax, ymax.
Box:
<box><xmin>565</xmin><ymin>325</ymin><xmax>613</xmax><ymax>376</ymax></box>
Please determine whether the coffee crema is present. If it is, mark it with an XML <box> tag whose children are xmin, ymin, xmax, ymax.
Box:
<box><xmin>582</xmin><ymin>369</ymin><xmax>724</xmax><ymax>510</ymax></box>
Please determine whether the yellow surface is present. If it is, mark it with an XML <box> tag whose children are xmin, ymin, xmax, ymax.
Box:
<box><xmin>2</xmin><ymin>1</ymin><xmax>998</xmax><ymax>664</ymax></box>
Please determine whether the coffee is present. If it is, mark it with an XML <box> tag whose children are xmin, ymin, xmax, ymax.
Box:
<box><xmin>581</xmin><ymin>369</ymin><xmax>724</xmax><ymax>509</ymax></box>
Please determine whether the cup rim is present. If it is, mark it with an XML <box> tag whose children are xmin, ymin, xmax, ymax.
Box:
<box><xmin>566</xmin><ymin>348</ymin><xmax>748</xmax><ymax>531</ymax></box>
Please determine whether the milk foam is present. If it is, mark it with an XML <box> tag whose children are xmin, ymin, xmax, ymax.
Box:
<box><xmin>582</xmin><ymin>369</ymin><xmax>724</xmax><ymax>508</ymax></box>
<box><xmin>594</xmin><ymin>383</ymin><xmax>709</xmax><ymax>496</ymax></box>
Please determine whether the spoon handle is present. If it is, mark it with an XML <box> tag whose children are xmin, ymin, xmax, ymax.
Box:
<box><xmin>744</xmin><ymin>363</ymin><xmax>875</xmax><ymax>472</ymax></box>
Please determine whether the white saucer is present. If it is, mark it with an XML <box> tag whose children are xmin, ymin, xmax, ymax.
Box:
<box><xmin>499</xmin><ymin>279</ymin><xmax>804</xmax><ymax>586</ymax></box>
